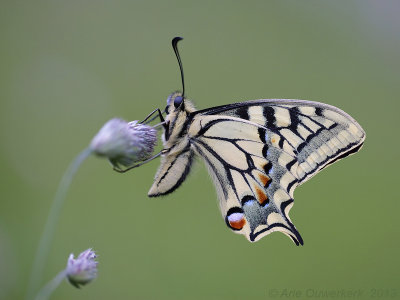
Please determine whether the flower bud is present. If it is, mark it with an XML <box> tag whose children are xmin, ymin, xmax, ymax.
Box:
<box><xmin>90</xmin><ymin>118</ymin><xmax>157</xmax><ymax>168</ymax></box>
<box><xmin>66</xmin><ymin>248</ymin><xmax>98</xmax><ymax>288</ymax></box>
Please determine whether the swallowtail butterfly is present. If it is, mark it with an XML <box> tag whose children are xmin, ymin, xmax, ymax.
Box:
<box><xmin>124</xmin><ymin>37</ymin><xmax>365</xmax><ymax>245</ymax></box>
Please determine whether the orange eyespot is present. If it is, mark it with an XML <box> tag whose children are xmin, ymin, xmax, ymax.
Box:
<box><xmin>227</xmin><ymin>212</ymin><xmax>246</xmax><ymax>230</ymax></box>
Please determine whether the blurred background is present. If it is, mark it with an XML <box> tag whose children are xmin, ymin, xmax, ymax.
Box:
<box><xmin>1</xmin><ymin>1</ymin><xmax>399</xmax><ymax>299</ymax></box>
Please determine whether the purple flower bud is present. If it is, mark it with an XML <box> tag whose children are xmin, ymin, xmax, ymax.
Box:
<box><xmin>90</xmin><ymin>118</ymin><xmax>157</xmax><ymax>168</ymax></box>
<box><xmin>66</xmin><ymin>248</ymin><xmax>98</xmax><ymax>288</ymax></box>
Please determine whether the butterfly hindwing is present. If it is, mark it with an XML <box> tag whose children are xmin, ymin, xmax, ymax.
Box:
<box><xmin>188</xmin><ymin>115</ymin><xmax>303</xmax><ymax>244</ymax></box>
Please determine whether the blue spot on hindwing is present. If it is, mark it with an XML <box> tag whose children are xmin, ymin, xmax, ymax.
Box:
<box><xmin>243</xmin><ymin>199</ymin><xmax>256</xmax><ymax>207</ymax></box>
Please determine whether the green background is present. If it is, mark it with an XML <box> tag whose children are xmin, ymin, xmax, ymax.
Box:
<box><xmin>1</xmin><ymin>1</ymin><xmax>399</xmax><ymax>299</ymax></box>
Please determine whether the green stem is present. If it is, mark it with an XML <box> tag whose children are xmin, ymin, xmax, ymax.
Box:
<box><xmin>25</xmin><ymin>147</ymin><xmax>92</xmax><ymax>300</ymax></box>
<box><xmin>34</xmin><ymin>269</ymin><xmax>67</xmax><ymax>300</ymax></box>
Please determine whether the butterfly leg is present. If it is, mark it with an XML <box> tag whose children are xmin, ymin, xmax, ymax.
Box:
<box><xmin>112</xmin><ymin>151</ymin><xmax>162</xmax><ymax>173</ymax></box>
<box><xmin>140</xmin><ymin>108</ymin><xmax>166</xmax><ymax>125</ymax></box>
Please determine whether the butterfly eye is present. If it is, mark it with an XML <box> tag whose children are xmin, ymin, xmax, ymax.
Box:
<box><xmin>174</xmin><ymin>96</ymin><xmax>183</xmax><ymax>108</ymax></box>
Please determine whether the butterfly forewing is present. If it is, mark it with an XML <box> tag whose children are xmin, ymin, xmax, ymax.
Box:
<box><xmin>200</xmin><ymin>99</ymin><xmax>365</xmax><ymax>184</ymax></box>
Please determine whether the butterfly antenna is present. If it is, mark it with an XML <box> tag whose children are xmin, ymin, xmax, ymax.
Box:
<box><xmin>172</xmin><ymin>37</ymin><xmax>185</xmax><ymax>98</ymax></box>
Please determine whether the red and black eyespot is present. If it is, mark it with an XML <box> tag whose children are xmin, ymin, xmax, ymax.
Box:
<box><xmin>225</xmin><ymin>207</ymin><xmax>246</xmax><ymax>231</ymax></box>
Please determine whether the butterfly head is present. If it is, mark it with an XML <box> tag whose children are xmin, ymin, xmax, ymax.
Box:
<box><xmin>162</xmin><ymin>92</ymin><xmax>196</xmax><ymax>145</ymax></box>
<box><xmin>165</xmin><ymin>91</ymin><xmax>196</xmax><ymax>117</ymax></box>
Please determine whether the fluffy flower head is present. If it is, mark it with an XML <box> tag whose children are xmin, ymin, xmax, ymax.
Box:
<box><xmin>90</xmin><ymin>118</ymin><xmax>157</xmax><ymax>168</ymax></box>
<box><xmin>66</xmin><ymin>248</ymin><xmax>98</xmax><ymax>288</ymax></box>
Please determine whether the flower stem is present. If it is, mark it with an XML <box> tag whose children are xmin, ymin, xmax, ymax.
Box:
<box><xmin>26</xmin><ymin>147</ymin><xmax>92</xmax><ymax>300</ymax></box>
<box><xmin>34</xmin><ymin>269</ymin><xmax>67</xmax><ymax>300</ymax></box>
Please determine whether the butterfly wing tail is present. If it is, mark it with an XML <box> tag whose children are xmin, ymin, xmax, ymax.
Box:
<box><xmin>245</xmin><ymin>199</ymin><xmax>303</xmax><ymax>245</ymax></box>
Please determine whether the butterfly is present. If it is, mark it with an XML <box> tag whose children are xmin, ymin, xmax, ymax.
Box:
<box><xmin>129</xmin><ymin>37</ymin><xmax>365</xmax><ymax>245</ymax></box>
